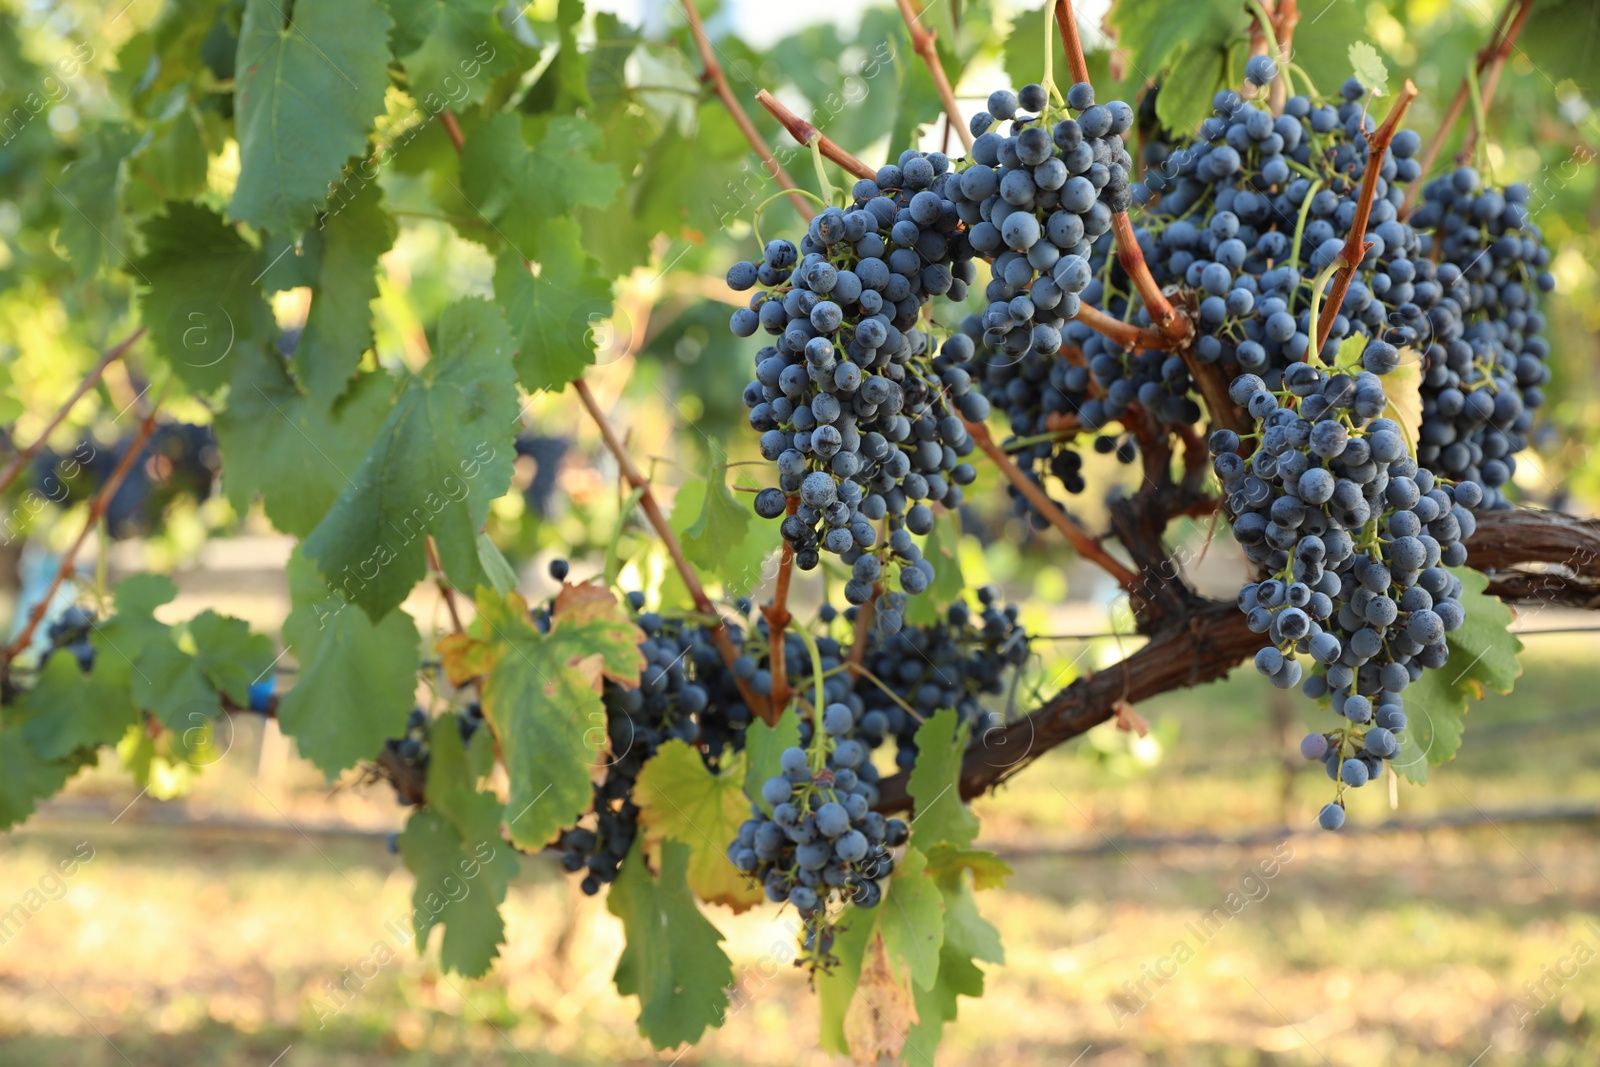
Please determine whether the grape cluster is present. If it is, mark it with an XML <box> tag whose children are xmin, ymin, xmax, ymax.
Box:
<box><xmin>1410</xmin><ymin>167</ymin><xmax>1555</xmax><ymax>508</ymax></box>
<box><xmin>851</xmin><ymin>588</ymin><xmax>1030</xmax><ymax>767</ymax></box>
<box><xmin>730</xmin><ymin>737</ymin><xmax>908</xmax><ymax>962</ymax></box>
<box><xmin>1216</xmin><ymin>362</ymin><xmax>1475</xmax><ymax>829</ymax></box>
<box><xmin>953</xmin><ymin>81</ymin><xmax>1137</xmax><ymax>522</ymax></box>
<box><xmin>728</xmin><ymin>160</ymin><xmax>984</xmax><ymax>619</ymax></box>
<box><xmin>45</xmin><ymin>605</ymin><xmax>97</xmax><ymax>673</ymax></box>
<box><xmin>557</xmin><ymin>583</ymin><xmax>754</xmax><ymax>894</ymax></box>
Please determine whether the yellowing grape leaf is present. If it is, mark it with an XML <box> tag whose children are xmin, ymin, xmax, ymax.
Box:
<box><xmin>1382</xmin><ymin>355</ymin><xmax>1424</xmax><ymax>459</ymax></box>
<box><xmin>632</xmin><ymin>739</ymin><xmax>762</xmax><ymax>911</ymax></box>
<box><xmin>443</xmin><ymin>584</ymin><xmax>645</xmax><ymax>849</ymax></box>
<box><xmin>845</xmin><ymin>931</ymin><xmax>920</xmax><ymax>1065</ymax></box>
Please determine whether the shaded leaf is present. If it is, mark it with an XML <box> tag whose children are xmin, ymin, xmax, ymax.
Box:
<box><xmin>906</xmin><ymin>708</ymin><xmax>979</xmax><ymax>850</ymax></box>
<box><xmin>295</xmin><ymin>178</ymin><xmax>396</xmax><ymax>403</ymax></box>
<box><xmin>609</xmin><ymin>837</ymin><xmax>734</xmax><ymax>1049</ymax></box>
<box><xmin>303</xmin><ymin>297</ymin><xmax>518</xmax><ymax>621</ymax></box>
<box><xmin>493</xmin><ymin>222</ymin><xmax>612</xmax><ymax>395</ymax></box>
<box><xmin>276</xmin><ymin>548</ymin><xmax>421</xmax><ymax>778</ymax></box>
<box><xmin>230</xmin><ymin>0</ymin><xmax>392</xmax><ymax>236</ymax></box>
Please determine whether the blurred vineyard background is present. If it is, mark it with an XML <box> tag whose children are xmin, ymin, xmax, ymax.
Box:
<box><xmin>0</xmin><ymin>0</ymin><xmax>1597</xmax><ymax>1063</ymax></box>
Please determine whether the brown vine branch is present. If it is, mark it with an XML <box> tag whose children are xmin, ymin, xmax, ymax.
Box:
<box><xmin>1315</xmin><ymin>80</ymin><xmax>1419</xmax><ymax>354</ymax></box>
<box><xmin>1459</xmin><ymin>0</ymin><xmax>1536</xmax><ymax>163</ymax></box>
<box><xmin>438</xmin><ymin>111</ymin><xmax>466</xmax><ymax>154</ymax></box>
<box><xmin>894</xmin><ymin>0</ymin><xmax>974</xmax><ymax>153</ymax></box>
<box><xmin>1</xmin><ymin>402</ymin><xmax>163</xmax><ymax>673</ymax></box>
<box><xmin>874</xmin><ymin>505</ymin><xmax>1600</xmax><ymax>812</ymax></box>
<box><xmin>1404</xmin><ymin>0</ymin><xmax>1524</xmax><ymax>215</ymax></box>
<box><xmin>1111</xmin><ymin>212</ymin><xmax>1190</xmax><ymax>343</ymax></box>
<box><xmin>573</xmin><ymin>378</ymin><xmax>771</xmax><ymax>722</ymax></box>
<box><xmin>1075</xmin><ymin>300</ymin><xmax>1175</xmax><ymax>350</ymax></box>
<box><xmin>679</xmin><ymin>0</ymin><xmax>816</xmax><ymax>221</ymax></box>
<box><xmin>0</xmin><ymin>328</ymin><xmax>145</xmax><ymax>499</ymax></box>
<box><xmin>755</xmin><ymin>90</ymin><xmax>876</xmax><ymax>181</ymax></box>
<box><xmin>963</xmin><ymin>416</ymin><xmax>1141</xmax><ymax>591</ymax></box>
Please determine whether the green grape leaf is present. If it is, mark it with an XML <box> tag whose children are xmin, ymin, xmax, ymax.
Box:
<box><xmin>876</xmin><ymin>845</ymin><xmax>946</xmax><ymax>991</ymax></box>
<box><xmin>1281</xmin><ymin>0</ymin><xmax>1367</xmax><ymax>98</ymax></box>
<box><xmin>1393</xmin><ymin>567</ymin><xmax>1522</xmax><ymax>784</ymax></box>
<box><xmin>907</xmin><ymin>708</ymin><xmax>979</xmax><ymax>850</ymax></box>
<box><xmin>461</xmin><ymin>113</ymin><xmax>621</xmax><ymax>257</ymax></box>
<box><xmin>138</xmin><ymin>103</ymin><xmax>211</xmax><ymax>201</ymax></box>
<box><xmin>55</xmin><ymin>123</ymin><xmax>141</xmax><ymax>282</ymax></box>
<box><xmin>905</xmin><ymin>857</ymin><xmax>1006</xmax><ymax>1060</ymax></box>
<box><xmin>1333</xmin><ymin>333</ymin><xmax>1367</xmax><ymax>372</ymax></box>
<box><xmin>633</xmin><ymin>739</ymin><xmax>763</xmax><ymax>911</ymax></box>
<box><xmin>230</xmin><ymin>0</ymin><xmax>392</xmax><ymax>236</ymax></box>
<box><xmin>679</xmin><ymin>444</ymin><xmax>751</xmax><ymax>573</ymax></box>
<box><xmin>518</xmin><ymin>0</ymin><xmax>589</xmax><ymax>115</ymax></box>
<box><xmin>1348</xmin><ymin>40</ymin><xmax>1388</xmax><ymax>97</ymax></box>
<box><xmin>131</xmin><ymin>638</ymin><xmax>221</xmax><ymax>733</ymax></box>
<box><xmin>905</xmin><ymin>511</ymin><xmax>964</xmax><ymax>626</ymax></box>
<box><xmin>276</xmin><ymin>548</ymin><xmax>421</xmax><ymax>778</ymax></box>
<box><xmin>492</xmin><ymin>223</ymin><xmax>613</xmax><ymax>394</ymax></box>
<box><xmin>214</xmin><ymin>353</ymin><xmax>396</xmax><ymax>539</ymax></box>
<box><xmin>440</xmin><ymin>584</ymin><xmax>645</xmax><ymax>849</ymax></box>
<box><xmin>188</xmin><ymin>610</ymin><xmax>275</xmax><ymax>706</ymax></box>
<box><xmin>303</xmin><ymin>296</ymin><xmax>517</xmax><ymax>622</ymax></box>
<box><xmin>383</xmin><ymin>0</ymin><xmax>516</xmax><ymax>109</ymax></box>
<box><xmin>667</xmin><ymin>474</ymin><xmax>782</xmax><ymax>599</ymax></box>
<box><xmin>132</xmin><ymin>202</ymin><xmax>277</xmax><ymax>393</ymax></box>
<box><xmin>1521</xmin><ymin>0</ymin><xmax>1600</xmax><ymax>96</ymax></box>
<box><xmin>1109</xmin><ymin>0</ymin><xmax>1249</xmax><ymax>136</ymax></box>
<box><xmin>18</xmin><ymin>650</ymin><xmax>140</xmax><ymax>760</ymax></box>
<box><xmin>399</xmin><ymin>716</ymin><xmax>518</xmax><ymax>978</ymax></box>
<box><xmin>743</xmin><ymin>709</ymin><xmax>802</xmax><ymax>817</ymax></box>
<box><xmin>0</xmin><ymin>727</ymin><xmax>80</xmax><ymax>830</ymax></box>
<box><xmin>608</xmin><ymin>837</ymin><xmax>734</xmax><ymax>1050</ymax></box>
<box><xmin>475</xmin><ymin>532</ymin><xmax>518</xmax><ymax>595</ymax></box>
<box><xmin>923</xmin><ymin>843</ymin><xmax>1013</xmax><ymax>891</ymax></box>
<box><xmin>294</xmin><ymin>178</ymin><xmax>396</xmax><ymax>404</ymax></box>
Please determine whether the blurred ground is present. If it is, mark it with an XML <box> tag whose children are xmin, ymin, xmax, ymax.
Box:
<box><xmin>1</xmin><ymin>642</ymin><xmax>1598</xmax><ymax>1066</ymax></box>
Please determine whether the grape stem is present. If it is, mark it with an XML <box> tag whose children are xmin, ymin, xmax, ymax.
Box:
<box><xmin>962</xmin><ymin>416</ymin><xmax>1142</xmax><ymax>591</ymax></box>
<box><xmin>0</xmin><ymin>392</ymin><xmax>165</xmax><ymax>675</ymax></box>
<box><xmin>1075</xmin><ymin>300</ymin><xmax>1176</xmax><ymax>350</ymax></box>
<box><xmin>1110</xmin><ymin>212</ymin><xmax>1191</xmax><ymax>344</ymax></box>
<box><xmin>424</xmin><ymin>536</ymin><xmax>468</xmax><ymax>636</ymax></box>
<box><xmin>764</xmin><ymin>496</ymin><xmax>798</xmax><ymax>710</ymax></box>
<box><xmin>572</xmin><ymin>378</ymin><xmax>772</xmax><ymax>722</ymax></box>
<box><xmin>892</xmin><ymin>0</ymin><xmax>975</xmax><ymax>153</ymax></box>
<box><xmin>0</xmin><ymin>327</ymin><xmax>145</xmax><ymax>499</ymax></box>
<box><xmin>793</xmin><ymin>624</ymin><xmax>829</xmax><ymax>774</ymax></box>
<box><xmin>678</xmin><ymin>0</ymin><xmax>817</xmax><ymax>221</ymax></box>
<box><xmin>755</xmin><ymin>90</ymin><xmax>876</xmax><ymax>182</ymax></box>
<box><xmin>1314</xmin><ymin>79</ymin><xmax>1419</xmax><ymax>355</ymax></box>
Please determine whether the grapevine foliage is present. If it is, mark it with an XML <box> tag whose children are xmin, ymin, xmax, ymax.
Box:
<box><xmin>0</xmin><ymin>0</ymin><xmax>1585</xmax><ymax>1062</ymax></box>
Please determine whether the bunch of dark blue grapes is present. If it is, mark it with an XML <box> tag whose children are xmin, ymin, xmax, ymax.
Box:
<box><xmin>1214</xmin><ymin>364</ymin><xmax>1475</xmax><ymax>831</ymax></box>
<box><xmin>556</xmin><ymin>582</ymin><xmax>756</xmax><ymax>894</ymax></box>
<box><xmin>730</xmin><ymin>733</ymin><xmax>908</xmax><ymax>964</ymax></box>
<box><xmin>44</xmin><ymin>605</ymin><xmax>97</xmax><ymax>673</ymax></box>
<box><xmin>1410</xmin><ymin>167</ymin><xmax>1554</xmax><ymax>509</ymax></box>
<box><xmin>728</xmin><ymin>157</ymin><xmax>984</xmax><ymax>620</ymax></box>
<box><xmin>950</xmin><ymin>81</ymin><xmax>1136</xmax><ymax>521</ymax></box>
<box><xmin>850</xmin><ymin>588</ymin><xmax>1031</xmax><ymax>768</ymax></box>
<box><xmin>1132</xmin><ymin>77</ymin><xmax>1425</xmax><ymax>374</ymax></box>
